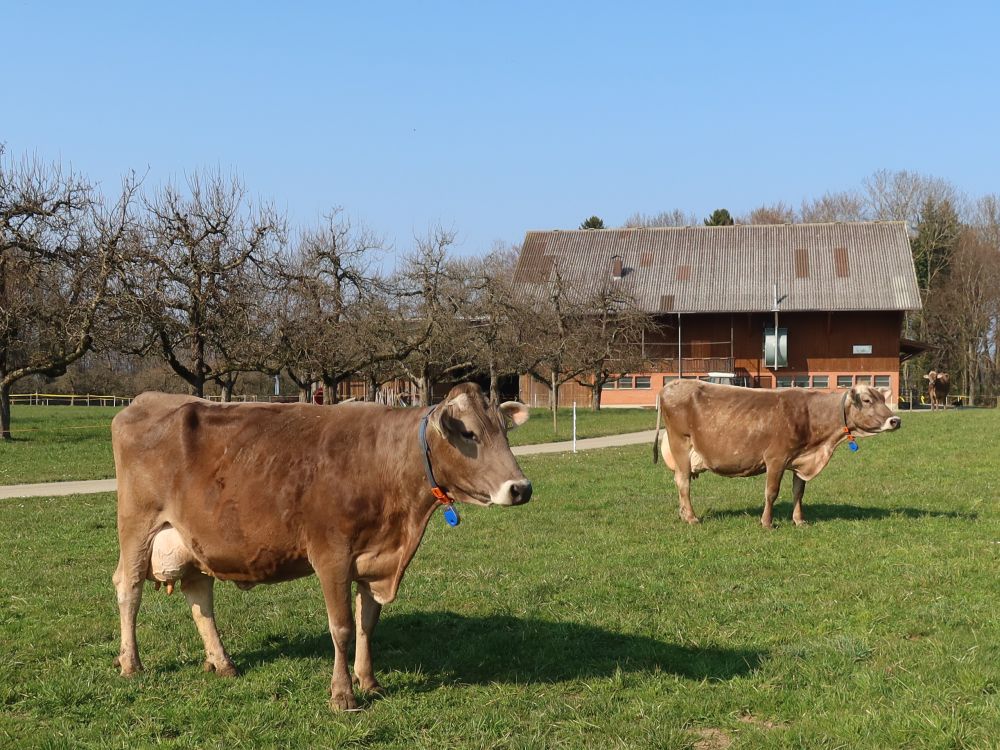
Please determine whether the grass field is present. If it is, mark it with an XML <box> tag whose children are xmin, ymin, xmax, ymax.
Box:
<box><xmin>0</xmin><ymin>406</ymin><xmax>120</xmax><ymax>484</ymax></box>
<box><xmin>1</xmin><ymin>409</ymin><xmax>997</xmax><ymax>748</ymax></box>
<box><xmin>0</xmin><ymin>404</ymin><xmax>653</xmax><ymax>485</ymax></box>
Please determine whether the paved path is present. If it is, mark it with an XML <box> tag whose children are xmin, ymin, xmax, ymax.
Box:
<box><xmin>0</xmin><ymin>430</ymin><xmax>658</xmax><ymax>500</ymax></box>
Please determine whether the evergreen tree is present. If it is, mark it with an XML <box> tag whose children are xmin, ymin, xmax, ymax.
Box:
<box><xmin>579</xmin><ymin>215</ymin><xmax>605</xmax><ymax>230</ymax></box>
<box><xmin>703</xmin><ymin>208</ymin><xmax>735</xmax><ymax>226</ymax></box>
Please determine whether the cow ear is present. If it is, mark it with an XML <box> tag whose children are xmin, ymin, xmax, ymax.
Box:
<box><xmin>877</xmin><ymin>386</ymin><xmax>892</xmax><ymax>401</ymax></box>
<box><xmin>500</xmin><ymin>401</ymin><xmax>529</xmax><ymax>428</ymax></box>
<box><xmin>850</xmin><ymin>386</ymin><xmax>863</xmax><ymax>407</ymax></box>
<box><xmin>434</xmin><ymin>393</ymin><xmax>471</xmax><ymax>439</ymax></box>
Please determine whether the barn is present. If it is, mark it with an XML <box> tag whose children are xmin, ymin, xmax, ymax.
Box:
<box><xmin>512</xmin><ymin>221</ymin><xmax>924</xmax><ymax>408</ymax></box>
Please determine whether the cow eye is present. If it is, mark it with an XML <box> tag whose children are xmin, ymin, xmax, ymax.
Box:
<box><xmin>461</xmin><ymin>429</ymin><xmax>479</xmax><ymax>443</ymax></box>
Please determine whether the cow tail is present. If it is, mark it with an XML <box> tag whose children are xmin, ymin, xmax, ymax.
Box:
<box><xmin>653</xmin><ymin>394</ymin><xmax>662</xmax><ymax>464</ymax></box>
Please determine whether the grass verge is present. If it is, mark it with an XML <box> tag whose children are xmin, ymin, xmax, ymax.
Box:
<box><xmin>0</xmin><ymin>409</ymin><xmax>996</xmax><ymax>747</ymax></box>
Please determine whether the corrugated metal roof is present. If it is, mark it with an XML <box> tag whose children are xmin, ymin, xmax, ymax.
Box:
<box><xmin>512</xmin><ymin>221</ymin><xmax>922</xmax><ymax>312</ymax></box>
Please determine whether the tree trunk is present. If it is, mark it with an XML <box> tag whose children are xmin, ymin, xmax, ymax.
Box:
<box><xmin>222</xmin><ymin>381</ymin><xmax>234</xmax><ymax>403</ymax></box>
<box><xmin>298</xmin><ymin>386</ymin><xmax>310</xmax><ymax>403</ymax></box>
<box><xmin>591</xmin><ymin>370</ymin><xmax>602</xmax><ymax>412</ymax></box>
<box><xmin>323</xmin><ymin>376</ymin><xmax>340</xmax><ymax>405</ymax></box>
<box><xmin>0</xmin><ymin>383</ymin><xmax>11</xmax><ymax>441</ymax></box>
<box><xmin>488</xmin><ymin>360</ymin><xmax>499</xmax><ymax>406</ymax></box>
<box><xmin>419</xmin><ymin>364</ymin><xmax>432</xmax><ymax>407</ymax></box>
<box><xmin>550</xmin><ymin>370</ymin><xmax>558</xmax><ymax>432</ymax></box>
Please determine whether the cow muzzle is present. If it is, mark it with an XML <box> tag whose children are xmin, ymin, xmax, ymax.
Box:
<box><xmin>884</xmin><ymin>416</ymin><xmax>901</xmax><ymax>431</ymax></box>
<box><xmin>491</xmin><ymin>479</ymin><xmax>533</xmax><ymax>506</ymax></box>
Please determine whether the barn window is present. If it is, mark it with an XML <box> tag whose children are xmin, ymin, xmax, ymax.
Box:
<box><xmin>812</xmin><ymin>375</ymin><xmax>829</xmax><ymax>388</ymax></box>
<box><xmin>776</xmin><ymin>375</ymin><xmax>793</xmax><ymax>388</ymax></box>
<box><xmin>793</xmin><ymin>374</ymin><xmax>810</xmax><ymax>387</ymax></box>
<box><xmin>663</xmin><ymin>375</ymin><xmax>678</xmax><ymax>385</ymax></box>
<box><xmin>855</xmin><ymin>375</ymin><xmax>872</xmax><ymax>385</ymax></box>
<box><xmin>602</xmin><ymin>379</ymin><xmax>616</xmax><ymax>390</ymax></box>
<box><xmin>837</xmin><ymin>375</ymin><xmax>852</xmax><ymax>388</ymax></box>
<box><xmin>763</xmin><ymin>327</ymin><xmax>788</xmax><ymax>368</ymax></box>
<box><xmin>634</xmin><ymin>376</ymin><xmax>651</xmax><ymax>389</ymax></box>
<box><xmin>874</xmin><ymin>375</ymin><xmax>891</xmax><ymax>389</ymax></box>
<box><xmin>617</xmin><ymin>375</ymin><xmax>634</xmax><ymax>389</ymax></box>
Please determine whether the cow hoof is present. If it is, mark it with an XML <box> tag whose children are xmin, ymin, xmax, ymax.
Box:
<box><xmin>793</xmin><ymin>519</ymin><xmax>809</xmax><ymax>528</ymax></box>
<box><xmin>330</xmin><ymin>690</ymin><xmax>359</xmax><ymax>711</ymax></box>
<box><xmin>115</xmin><ymin>656</ymin><xmax>143</xmax><ymax>677</ymax></box>
<box><xmin>760</xmin><ymin>519</ymin><xmax>775</xmax><ymax>530</ymax></box>
<box><xmin>204</xmin><ymin>659</ymin><xmax>239</xmax><ymax>677</ymax></box>
<box><xmin>353</xmin><ymin>675</ymin><xmax>386</xmax><ymax>695</ymax></box>
<box><xmin>681</xmin><ymin>515</ymin><xmax>701</xmax><ymax>525</ymax></box>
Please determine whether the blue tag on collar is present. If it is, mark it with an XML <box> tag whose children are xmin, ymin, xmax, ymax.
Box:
<box><xmin>848</xmin><ymin>440</ymin><xmax>859</xmax><ymax>452</ymax></box>
<box><xmin>442</xmin><ymin>504</ymin><xmax>460</xmax><ymax>527</ymax></box>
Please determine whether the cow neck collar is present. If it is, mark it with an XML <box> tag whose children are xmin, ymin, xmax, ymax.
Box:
<box><xmin>840</xmin><ymin>391</ymin><xmax>859</xmax><ymax>451</ymax></box>
<box><xmin>418</xmin><ymin>405</ymin><xmax>456</xmax><ymax>507</ymax></box>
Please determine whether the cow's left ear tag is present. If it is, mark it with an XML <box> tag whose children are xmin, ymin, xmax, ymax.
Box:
<box><xmin>442</xmin><ymin>504</ymin><xmax>460</xmax><ymax>527</ymax></box>
<box><xmin>848</xmin><ymin>440</ymin><xmax>859</xmax><ymax>452</ymax></box>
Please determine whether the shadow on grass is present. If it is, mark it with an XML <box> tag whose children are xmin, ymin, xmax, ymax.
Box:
<box><xmin>706</xmin><ymin>501</ymin><xmax>977</xmax><ymax>523</ymax></box>
<box><xmin>240</xmin><ymin>612</ymin><xmax>765</xmax><ymax>686</ymax></box>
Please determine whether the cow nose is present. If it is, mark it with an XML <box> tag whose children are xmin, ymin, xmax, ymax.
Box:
<box><xmin>509</xmin><ymin>480</ymin><xmax>533</xmax><ymax>505</ymax></box>
<box><xmin>889</xmin><ymin>416</ymin><xmax>901</xmax><ymax>429</ymax></box>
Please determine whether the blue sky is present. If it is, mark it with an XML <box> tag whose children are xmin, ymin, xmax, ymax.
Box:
<box><xmin>5</xmin><ymin>2</ymin><xmax>999</xmax><ymax>257</ymax></box>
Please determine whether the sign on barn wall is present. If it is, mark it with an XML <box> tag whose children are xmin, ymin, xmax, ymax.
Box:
<box><xmin>853</xmin><ymin>344</ymin><xmax>873</xmax><ymax>354</ymax></box>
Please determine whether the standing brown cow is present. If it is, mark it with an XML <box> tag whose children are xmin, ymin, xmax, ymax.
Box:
<box><xmin>112</xmin><ymin>383</ymin><xmax>530</xmax><ymax>710</ymax></box>
<box><xmin>924</xmin><ymin>370</ymin><xmax>951</xmax><ymax>410</ymax></box>
<box><xmin>654</xmin><ymin>380</ymin><xmax>900</xmax><ymax>527</ymax></box>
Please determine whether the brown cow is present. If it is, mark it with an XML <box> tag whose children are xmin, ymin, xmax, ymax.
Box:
<box><xmin>111</xmin><ymin>383</ymin><xmax>531</xmax><ymax>710</ymax></box>
<box><xmin>924</xmin><ymin>370</ymin><xmax>951</xmax><ymax>410</ymax></box>
<box><xmin>653</xmin><ymin>381</ymin><xmax>900</xmax><ymax>528</ymax></box>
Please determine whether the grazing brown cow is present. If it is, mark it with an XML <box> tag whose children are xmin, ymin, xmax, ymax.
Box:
<box><xmin>111</xmin><ymin>383</ymin><xmax>531</xmax><ymax>710</ymax></box>
<box><xmin>924</xmin><ymin>370</ymin><xmax>951</xmax><ymax>410</ymax></box>
<box><xmin>653</xmin><ymin>380</ymin><xmax>900</xmax><ymax>528</ymax></box>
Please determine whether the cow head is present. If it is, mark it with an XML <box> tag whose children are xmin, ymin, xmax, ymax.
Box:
<box><xmin>846</xmin><ymin>384</ymin><xmax>900</xmax><ymax>435</ymax></box>
<box><xmin>924</xmin><ymin>370</ymin><xmax>938</xmax><ymax>384</ymax></box>
<box><xmin>428</xmin><ymin>382</ymin><xmax>532</xmax><ymax>507</ymax></box>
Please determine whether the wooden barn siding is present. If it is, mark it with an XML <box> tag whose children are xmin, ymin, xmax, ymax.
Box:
<box><xmin>520</xmin><ymin>311</ymin><xmax>904</xmax><ymax>408</ymax></box>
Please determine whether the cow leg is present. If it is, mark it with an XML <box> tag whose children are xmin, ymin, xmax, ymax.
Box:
<box><xmin>761</xmin><ymin>465</ymin><xmax>785</xmax><ymax>529</ymax></box>
<box><xmin>668</xmin><ymin>432</ymin><xmax>700</xmax><ymax>524</ymax></box>
<box><xmin>181</xmin><ymin>573</ymin><xmax>238</xmax><ymax>677</ymax></box>
<box><xmin>352</xmin><ymin>585</ymin><xmax>385</xmax><ymax>695</ymax></box>
<box><xmin>791</xmin><ymin>473</ymin><xmax>808</xmax><ymax>527</ymax></box>
<box><xmin>112</xmin><ymin>555</ymin><xmax>146</xmax><ymax>676</ymax></box>
<box><xmin>112</xmin><ymin>518</ymin><xmax>157</xmax><ymax>676</ymax></box>
<box><xmin>316</xmin><ymin>570</ymin><xmax>358</xmax><ymax>710</ymax></box>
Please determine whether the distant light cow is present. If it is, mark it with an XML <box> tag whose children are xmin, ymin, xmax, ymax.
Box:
<box><xmin>653</xmin><ymin>380</ymin><xmax>901</xmax><ymax>528</ymax></box>
<box><xmin>924</xmin><ymin>370</ymin><xmax>951</xmax><ymax>410</ymax></box>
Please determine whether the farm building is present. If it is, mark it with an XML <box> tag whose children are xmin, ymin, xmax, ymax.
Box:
<box><xmin>512</xmin><ymin>221</ymin><xmax>924</xmax><ymax>408</ymax></box>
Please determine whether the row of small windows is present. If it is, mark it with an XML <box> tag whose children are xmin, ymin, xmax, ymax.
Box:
<box><xmin>603</xmin><ymin>374</ymin><xmax>892</xmax><ymax>391</ymax></box>
<box><xmin>775</xmin><ymin>374</ymin><xmax>891</xmax><ymax>389</ymax></box>
<box><xmin>603</xmin><ymin>375</ymin><xmax>652</xmax><ymax>390</ymax></box>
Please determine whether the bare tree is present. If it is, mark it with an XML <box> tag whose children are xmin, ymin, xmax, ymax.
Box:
<box><xmin>863</xmin><ymin>169</ymin><xmax>960</xmax><ymax>226</ymax></box>
<box><xmin>0</xmin><ymin>150</ymin><xmax>138</xmax><ymax>438</ymax></box>
<box><xmin>569</xmin><ymin>282</ymin><xmax>654</xmax><ymax>411</ymax></box>
<box><xmin>622</xmin><ymin>209</ymin><xmax>697</xmax><ymax>228</ymax></box>
<box><xmin>116</xmin><ymin>171</ymin><xmax>284</xmax><ymax>398</ymax></box>
<box><xmin>924</xmin><ymin>229</ymin><xmax>1000</xmax><ymax>402</ymax></box>
<box><xmin>464</xmin><ymin>244</ymin><xmax>532</xmax><ymax>405</ymax></box>
<box><xmin>393</xmin><ymin>228</ymin><xmax>475</xmax><ymax>406</ymax></box>
<box><xmin>742</xmin><ymin>201</ymin><xmax>796</xmax><ymax>225</ymax></box>
<box><xmin>799</xmin><ymin>190</ymin><xmax>867</xmax><ymax>223</ymax></box>
<box><xmin>274</xmin><ymin>212</ymin><xmax>390</xmax><ymax>404</ymax></box>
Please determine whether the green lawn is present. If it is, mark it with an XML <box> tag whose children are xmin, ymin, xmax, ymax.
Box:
<box><xmin>0</xmin><ymin>404</ymin><xmax>653</xmax><ymax>485</ymax></box>
<box><xmin>1</xmin><ymin>410</ymin><xmax>996</xmax><ymax>748</ymax></box>
<box><xmin>0</xmin><ymin>405</ymin><xmax>121</xmax><ymax>484</ymax></box>
<box><xmin>507</xmin><ymin>406</ymin><xmax>653</xmax><ymax>447</ymax></box>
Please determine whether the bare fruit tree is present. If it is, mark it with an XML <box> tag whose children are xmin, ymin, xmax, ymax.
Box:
<box><xmin>274</xmin><ymin>211</ymin><xmax>391</xmax><ymax>404</ymax></box>
<box><xmin>393</xmin><ymin>228</ymin><xmax>475</xmax><ymax>406</ymax></box>
<box><xmin>0</xmin><ymin>150</ymin><xmax>138</xmax><ymax>438</ymax></box>
<box><xmin>115</xmin><ymin>171</ymin><xmax>284</xmax><ymax>398</ymax></box>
